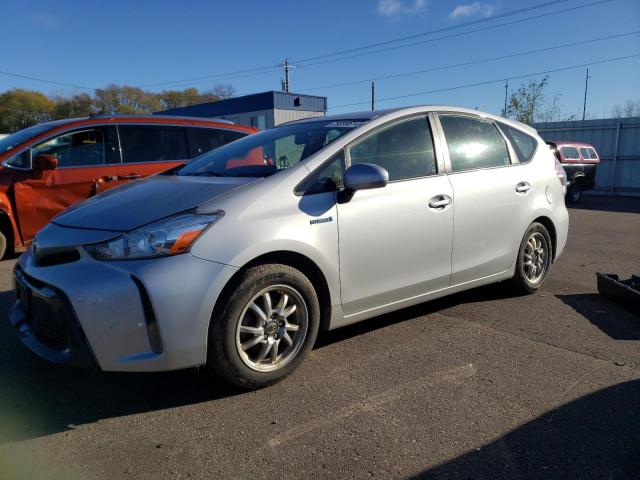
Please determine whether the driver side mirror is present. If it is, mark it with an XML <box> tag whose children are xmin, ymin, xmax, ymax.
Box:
<box><xmin>34</xmin><ymin>154</ymin><xmax>58</xmax><ymax>172</ymax></box>
<box><xmin>343</xmin><ymin>163</ymin><xmax>389</xmax><ymax>191</ymax></box>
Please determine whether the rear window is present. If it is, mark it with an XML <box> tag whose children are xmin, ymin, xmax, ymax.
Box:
<box><xmin>560</xmin><ymin>146</ymin><xmax>580</xmax><ymax>160</ymax></box>
<box><xmin>587</xmin><ymin>147</ymin><xmax>598</xmax><ymax>159</ymax></box>
<box><xmin>498</xmin><ymin>123</ymin><xmax>537</xmax><ymax>164</ymax></box>
<box><xmin>119</xmin><ymin>125</ymin><xmax>188</xmax><ymax>163</ymax></box>
<box><xmin>579</xmin><ymin>147</ymin><xmax>590</xmax><ymax>159</ymax></box>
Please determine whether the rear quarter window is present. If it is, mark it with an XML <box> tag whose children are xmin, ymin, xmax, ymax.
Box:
<box><xmin>498</xmin><ymin>123</ymin><xmax>537</xmax><ymax>164</ymax></box>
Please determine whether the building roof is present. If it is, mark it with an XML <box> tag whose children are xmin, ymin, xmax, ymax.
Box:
<box><xmin>156</xmin><ymin>91</ymin><xmax>327</xmax><ymax>118</ymax></box>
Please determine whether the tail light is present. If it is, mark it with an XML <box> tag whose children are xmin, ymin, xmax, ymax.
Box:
<box><xmin>555</xmin><ymin>159</ymin><xmax>567</xmax><ymax>194</ymax></box>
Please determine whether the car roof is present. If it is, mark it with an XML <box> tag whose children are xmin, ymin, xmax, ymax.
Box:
<box><xmin>285</xmin><ymin>105</ymin><xmax>536</xmax><ymax>134</ymax></box>
<box><xmin>547</xmin><ymin>141</ymin><xmax>596</xmax><ymax>149</ymax></box>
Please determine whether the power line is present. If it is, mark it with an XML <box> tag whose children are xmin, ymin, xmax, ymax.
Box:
<box><xmin>138</xmin><ymin>0</ymin><xmax>594</xmax><ymax>89</ymax></box>
<box><xmin>293</xmin><ymin>0</ymin><xmax>572</xmax><ymax>64</ymax></box>
<box><xmin>300</xmin><ymin>30</ymin><xmax>639</xmax><ymax>93</ymax></box>
<box><xmin>330</xmin><ymin>53</ymin><xmax>639</xmax><ymax>110</ymax></box>
<box><xmin>297</xmin><ymin>0</ymin><xmax>614</xmax><ymax>69</ymax></box>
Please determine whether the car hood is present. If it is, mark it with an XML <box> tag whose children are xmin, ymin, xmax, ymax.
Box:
<box><xmin>53</xmin><ymin>175</ymin><xmax>258</xmax><ymax>231</ymax></box>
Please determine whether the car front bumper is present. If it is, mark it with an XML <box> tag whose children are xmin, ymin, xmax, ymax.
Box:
<box><xmin>11</xmin><ymin>247</ymin><xmax>238</xmax><ymax>372</ymax></box>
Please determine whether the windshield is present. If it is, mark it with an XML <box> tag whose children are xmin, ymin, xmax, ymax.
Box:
<box><xmin>0</xmin><ymin>122</ymin><xmax>64</xmax><ymax>154</ymax></box>
<box><xmin>177</xmin><ymin>120</ymin><xmax>365</xmax><ymax>177</ymax></box>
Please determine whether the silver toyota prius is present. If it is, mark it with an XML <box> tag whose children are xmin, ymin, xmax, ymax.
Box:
<box><xmin>10</xmin><ymin>106</ymin><xmax>569</xmax><ymax>388</ymax></box>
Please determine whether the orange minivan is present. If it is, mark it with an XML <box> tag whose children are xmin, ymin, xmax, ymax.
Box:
<box><xmin>0</xmin><ymin>115</ymin><xmax>256</xmax><ymax>258</ymax></box>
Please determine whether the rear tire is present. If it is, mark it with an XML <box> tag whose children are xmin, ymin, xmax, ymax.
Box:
<box><xmin>511</xmin><ymin>222</ymin><xmax>553</xmax><ymax>294</ymax></box>
<box><xmin>208</xmin><ymin>263</ymin><xmax>320</xmax><ymax>389</ymax></box>
<box><xmin>0</xmin><ymin>230</ymin><xmax>7</xmax><ymax>260</ymax></box>
<box><xmin>567</xmin><ymin>185</ymin><xmax>582</xmax><ymax>203</ymax></box>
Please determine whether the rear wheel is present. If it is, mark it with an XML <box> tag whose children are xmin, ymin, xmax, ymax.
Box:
<box><xmin>567</xmin><ymin>185</ymin><xmax>582</xmax><ymax>203</ymax></box>
<box><xmin>0</xmin><ymin>230</ymin><xmax>7</xmax><ymax>260</ymax></box>
<box><xmin>511</xmin><ymin>222</ymin><xmax>552</xmax><ymax>294</ymax></box>
<box><xmin>209</xmin><ymin>264</ymin><xmax>320</xmax><ymax>389</ymax></box>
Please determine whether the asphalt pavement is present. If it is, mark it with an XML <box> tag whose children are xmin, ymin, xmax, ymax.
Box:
<box><xmin>1</xmin><ymin>195</ymin><xmax>639</xmax><ymax>479</ymax></box>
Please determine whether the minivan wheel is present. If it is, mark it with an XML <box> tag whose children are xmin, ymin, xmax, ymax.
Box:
<box><xmin>0</xmin><ymin>231</ymin><xmax>6</xmax><ymax>260</ymax></box>
<box><xmin>209</xmin><ymin>264</ymin><xmax>320</xmax><ymax>389</ymax></box>
<box><xmin>567</xmin><ymin>186</ymin><xmax>582</xmax><ymax>203</ymax></box>
<box><xmin>511</xmin><ymin>222</ymin><xmax>553</xmax><ymax>294</ymax></box>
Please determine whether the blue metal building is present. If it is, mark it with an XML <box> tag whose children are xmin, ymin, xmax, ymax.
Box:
<box><xmin>155</xmin><ymin>91</ymin><xmax>327</xmax><ymax>130</ymax></box>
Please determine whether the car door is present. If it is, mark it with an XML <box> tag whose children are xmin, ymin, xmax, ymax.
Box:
<box><xmin>13</xmin><ymin>125</ymin><xmax>120</xmax><ymax>243</ymax></box>
<box><xmin>115</xmin><ymin>124</ymin><xmax>189</xmax><ymax>184</ymax></box>
<box><xmin>337</xmin><ymin>115</ymin><xmax>454</xmax><ymax>316</ymax></box>
<box><xmin>435</xmin><ymin>113</ymin><xmax>531</xmax><ymax>286</ymax></box>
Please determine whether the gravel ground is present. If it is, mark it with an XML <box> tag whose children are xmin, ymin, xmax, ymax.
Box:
<box><xmin>0</xmin><ymin>195</ymin><xmax>638</xmax><ymax>480</ymax></box>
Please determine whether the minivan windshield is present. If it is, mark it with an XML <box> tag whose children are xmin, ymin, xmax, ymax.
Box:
<box><xmin>177</xmin><ymin>120</ymin><xmax>365</xmax><ymax>177</ymax></box>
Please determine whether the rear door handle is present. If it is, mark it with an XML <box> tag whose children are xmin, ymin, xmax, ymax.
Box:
<box><xmin>515</xmin><ymin>181</ymin><xmax>531</xmax><ymax>194</ymax></box>
<box><xmin>428</xmin><ymin>195</ymin><xmax>452</xmax><ymax>210</ymax></box>
<box><xmin>120</xmin><ymin>174</ymin><xmax>141</xmax><ymax>180</ymax></box>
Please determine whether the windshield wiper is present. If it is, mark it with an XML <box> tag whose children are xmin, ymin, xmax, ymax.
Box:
<box><xmin>182</xmin><ymin>172</ymin><xmax>230</xmax><ymax>177</ymax></box>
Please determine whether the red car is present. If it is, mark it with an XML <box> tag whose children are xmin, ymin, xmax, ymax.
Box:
<box><xmin>547</xmin><ymin>141</ymin><xmax>600</xmax><ymax>203</ymax></box>
<box><xmin>0</xmin><ymin>115</ymin><xmax>256</xmax><ymax>258</ymax></box>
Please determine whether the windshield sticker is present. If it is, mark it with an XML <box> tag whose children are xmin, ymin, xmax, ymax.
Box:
<box><xmin>325</xmin><ymin>121</ymin><xmax>366</xmax><ymax>129</ymax></box>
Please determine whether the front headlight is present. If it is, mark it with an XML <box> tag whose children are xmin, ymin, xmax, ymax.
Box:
<box><xmin>85</xmin><ymin>211</ymin><xmax>223</xmax><ymax>260</ymax></box>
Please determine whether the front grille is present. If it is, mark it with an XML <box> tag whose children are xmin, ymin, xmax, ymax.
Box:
<box><xmin>32</xmin><ymin>314</ymin><xmax>73</xmax><ymax>350</ymax></box>
<box><xmin>15</xmin><ymin>269</ymin><xmax>77</xmax><ymax>351</ymax></box>
<box><xmin>35</xmin><ymin>249</ymin><xmax>81</xmax><ymax>267</ymax></box>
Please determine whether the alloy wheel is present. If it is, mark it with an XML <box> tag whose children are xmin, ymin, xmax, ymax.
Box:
<box><xmin>235</xmin><ymin>285</ymin><xmax>308</xmax><ymax>372</ymax></box>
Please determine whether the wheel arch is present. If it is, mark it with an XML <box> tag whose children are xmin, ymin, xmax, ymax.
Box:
<box><xmin>532</xmin><ymin>215</ymin><xmax>557</xmax><ymax>261</ymax></box>
<box><xmin>213</xmin><ymin>250</ymin><xmax>334</xmax><ymax>331</ymax></box>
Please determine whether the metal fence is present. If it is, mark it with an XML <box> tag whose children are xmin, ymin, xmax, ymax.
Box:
<box><xmin>533</xmin><ymin>117</ymin><xmax>640</xmax><ymax>196</ymax></box>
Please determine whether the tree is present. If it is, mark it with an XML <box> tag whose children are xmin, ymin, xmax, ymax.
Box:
<box><xmin>93</xmin><ymin>84</ymin><xmax>162</xmax><ymax>114</ymax></box>
<box><xmin>205</xmin><ymin>83</ymin><xmax>236</xmax><ymax>100</ymax></box>
<box><xmin>611</xmin><ymin>99</ymin><xmax>640</xmax><ymax>118</ymax></box>
<box><xmin>0</xmin><ymin>89</ymin><xmax>55</xmax><ymax>132</ymax></box>
<box><xmin>502</xmin><ymin>76</ymin><xmax>561</xmax><ymax>125</ymax></box>
<box><xmin>158</xmin><ymin>87</ymin><xmax>218</xmax><ymax>111</ymax></box>
<box><xmin>52</xmin><ymin>93</ymin><xmax>95</xmax><ymax>118</ymax></box>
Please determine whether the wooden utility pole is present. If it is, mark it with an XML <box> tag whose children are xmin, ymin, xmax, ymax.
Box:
<box><xmin>279</xmin><ymin>59</ymin><xmax>295</xmax><ymax>93</ymax></box>
<box><xmin>503</xmin><ymin>79</ymin><xmax>509</xmax><ymax>116</ymax></box>
<box><xmin>371</xmin><ymin>81</ymin><xmax>375</xmax><ymax>111</ymax></box>
<box><xmin>582</xmin><ymin>68</ymin><xmax>591</xmax><ymax>121</ymax></box>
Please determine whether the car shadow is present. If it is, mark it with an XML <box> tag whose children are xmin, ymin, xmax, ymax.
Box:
<box><xmin>557</xmin><ymin>293</ymin><xmax>640</xmax><ymax>340</ymax></box>
<box><xmin>0</xmin><ymin>282</ymin><xmax>517</xmax><ymax>443</ymax></box>
<box><xmin>569</xmin><ymin>195</ymin><xmax>640</xmax><ymax>214</ymax></box>
<box><xmin>315</xmin><ymin>282</ymin><xmax>517</xmax><ymax>348</ymax></box>
<box><xmin>409</xmin><ymin>379</ymin><xmax>640</xmax><ymax>479</ymax></box>
<box><xmin>0</xmin><ymin>288</ymin><xmax>244</xmax><ymax>444</ymax></box>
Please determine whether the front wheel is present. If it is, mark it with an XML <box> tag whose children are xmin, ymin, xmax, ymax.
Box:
<box><xmin>208</xmin><ymin>264</ymin><xmax>320</xmax><ymax>389</ymax></box>
<box><xmin>511</xmin><ymin>222</ymin><xmax>553</xmax><ymax>294</ymax></box>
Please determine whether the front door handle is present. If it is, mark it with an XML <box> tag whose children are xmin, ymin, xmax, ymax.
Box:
<box><xmin>428</xmin><ymin>195</ymin><xmax>452</xmax><ymax>210</ymax></box>
<box><xmin>120</xmin><ymin>173</ymin><xmax>141</xmax><ymax>180</ymax></box>
<box><xmin>515</xmin><ymin>181</ymin><xmax>531</xmax><ymax>194</ymax></box>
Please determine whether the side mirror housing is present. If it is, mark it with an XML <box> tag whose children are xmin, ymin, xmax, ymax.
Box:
<box><xmin>34</xmin><ymin>154</ymin><xmax>58</xmax><ymax>172</ymax></box>
<box><xmin>343</xmin><ymin>163</ymin><xmax>389</xmax><ymax>191</ymax></box>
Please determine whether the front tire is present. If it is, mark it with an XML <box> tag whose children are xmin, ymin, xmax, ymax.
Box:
<box><xmin>511</xmin><ymin>222</ymin><xmax>553</xmax><ymax>294</ymax></box>
<box><xmin>0</xmin><ymin>230</ymin><xmax>6</xmax><ymax>260</ymax></box>
<box><xmin>208</xmin><ymin>264</ymin><xmax>320</xmax><ymax>389</ymax></box>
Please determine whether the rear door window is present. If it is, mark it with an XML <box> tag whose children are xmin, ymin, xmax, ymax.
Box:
<box><xmin>439</xmin><ymin>115</ymin><xmax>511</xmax><ymax>172</ymax></box>
<box><xmin>187</xmin><ymin>127</ymin><xmax>246</xmax><ymax>157</ymax></box>
<box><xmin>560</xmin><ymin>146</ymin><xmax>580</xmax><ymax>160</ymax></box>
<box><xmin>119</xmin><ymin>125</ymin><xmax>188</xmax><ymax>163</ymax></box>
<box><xmin>587</xmin><ymin>147</ymin><xmax>598</xmax><ymax>159</ymax></box>
<box><xmin>579</xmin><ymin>147</ymin><xmax>591</xmax><ymax>160</ymax></box>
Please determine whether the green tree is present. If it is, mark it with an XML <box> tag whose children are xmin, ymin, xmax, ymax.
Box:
<box><xmin>502</xmin><ymin>76</ymin><xmax>561</xmax><ymax>125</ymax></box>
<box><xmin>158</xmin><ymin>87</ymin><xmax>218</xmax><ymax>111</ymax></box>
<box><xmin>93</xmin><ymin>84</ymin><xmax>163</xmax><ymax>114</ymax></box>
<box><xmin>52</xmin><ymin>93</ymin><xmax>95</xmax><ymax>118</ymax></box>
<box><xmin>0</xmin><ymin>89</ymin><xmax>55</xmax><ymax>132</ymax></box>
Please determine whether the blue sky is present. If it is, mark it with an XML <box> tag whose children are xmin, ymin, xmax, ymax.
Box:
<box><xmin>1</xmin><ymin>0</ymin><xmax>638</xmax><ymax>118</ymax></box>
